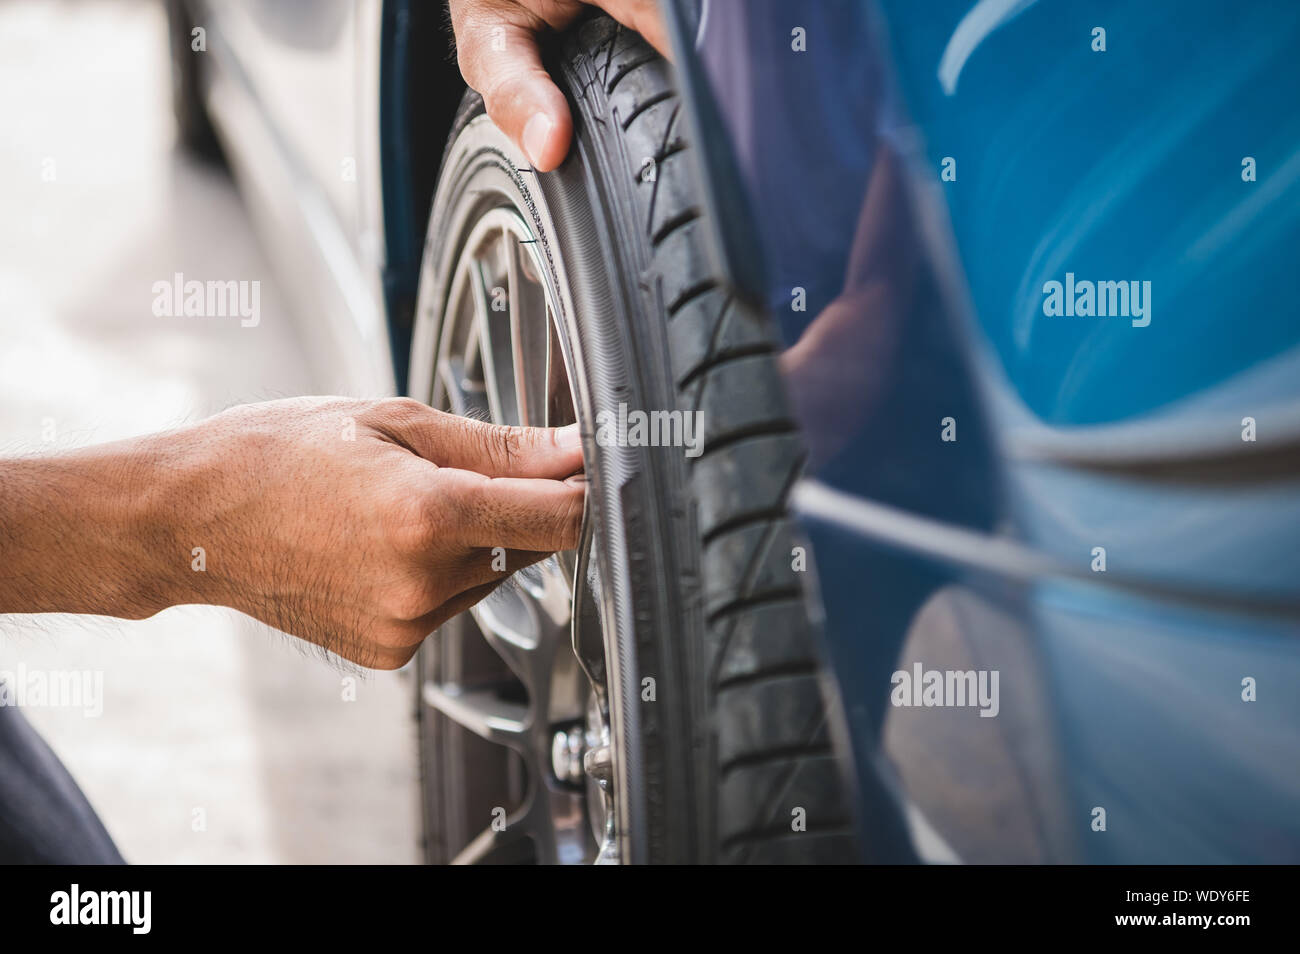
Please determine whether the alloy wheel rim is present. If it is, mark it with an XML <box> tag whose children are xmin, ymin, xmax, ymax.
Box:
<box><xmin>419</xmin><ymin>205</ymin><xmax>618</xmax><ymax>865</ymax></box>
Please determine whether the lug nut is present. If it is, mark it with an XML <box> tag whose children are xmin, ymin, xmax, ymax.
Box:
<box><xmin>551</xmin><ymin>727</ymin><xmax>585</xmax><ymax>785</ymax></box>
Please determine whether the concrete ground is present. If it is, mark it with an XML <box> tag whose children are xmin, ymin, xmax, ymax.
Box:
<box><xmin>0</xmin><ymin>0</ymin><xmax>418</xmax><ymax>863</ymax></box>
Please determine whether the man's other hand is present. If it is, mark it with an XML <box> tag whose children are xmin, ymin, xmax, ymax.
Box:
<box><xmin>449</xmin><ymin>0</ymin><xmax>668</xmax><ymax>171</ymax></box>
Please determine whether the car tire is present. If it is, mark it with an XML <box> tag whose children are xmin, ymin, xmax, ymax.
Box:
<box><xmin>411</xmin><ymin>15</ymin><xmax>856</xmax><ymax>864</ymax></box>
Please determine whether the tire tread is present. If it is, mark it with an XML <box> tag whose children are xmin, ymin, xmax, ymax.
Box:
<box><xmin>563</xmin><ymin>16</ymin><xmax>856</xmax><ymax>864</ymax></box>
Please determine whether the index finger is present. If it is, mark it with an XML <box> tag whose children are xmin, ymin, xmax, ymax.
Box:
<box><xmin>378</xmin><ymin>402</ymin><xmax>584</xmax><ymax>479</ymax></box>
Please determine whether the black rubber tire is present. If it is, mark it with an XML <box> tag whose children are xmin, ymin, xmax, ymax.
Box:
<box><xmin>165</xmin><ymin>0</ymin><xmax>224</xmax><ymax>163</ymax></box>
<box><xmin>417</xmin><ymin>16</ymin><xmax>857</xmax><ymax>864</ymax></box>
<box><xmin>556</xmin><ymin>17</ymin><xmax>857</xmax><ymax>864</ymax></box>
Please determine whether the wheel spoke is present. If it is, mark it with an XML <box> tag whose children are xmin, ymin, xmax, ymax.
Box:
<box><xmin>438</xmin><ymin>356</ymin><xmax>488</xmax><ymax>419</ymax></box>
<box><xmin>471</xmin><ymin>569</ymin><xmax>576</xmax><ymax>718</ymax></box>
<box><xmin>471</xmin><ymin>248</ymin><xmax>519</xmax><ymax>426</ymax></box>
<box><xmin>450</xmin><ymin>812</ymin><xmax>536</xmax><ymax>865</ymax></box>
<box><xmin>517</xmin><ymin>556</ymin><xmax>574</xmax><ymax>630</ymax></box>
<box><xmin>506</xmin><ymin>235</ymin><xmax>551</xmax><ymax>426</ymax></box>
<box><xmin>421</xmin><ymin>681</ymin><xmax>529</xmax><ymax>748</ymax></box>
<box><xmin>470</xmin><ymin>585</ymin><xmax>539</xmax><ymax>685</ymax></box>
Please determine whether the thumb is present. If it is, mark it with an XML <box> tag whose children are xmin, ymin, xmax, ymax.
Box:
<box><xmin>456</xmin><ymin>19</ymin><xmax>573</xmax><ymax>171</ymax></box>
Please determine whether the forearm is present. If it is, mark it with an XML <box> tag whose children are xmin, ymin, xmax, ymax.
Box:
<box><xmin>0</xmin><ymin>436</ymin><xmax>186</xmax><ymax>618</ymax></box>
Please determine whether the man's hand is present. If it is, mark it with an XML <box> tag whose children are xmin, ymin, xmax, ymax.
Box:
<box><xmin>449</xmin><ymin>0</ymin><xmax>668</xmax><ymax>171</ymax></box>
<box><xmin>0</xmin><ymin>398</ymin><xmax>584</xmax><ymax>670</ymax></box>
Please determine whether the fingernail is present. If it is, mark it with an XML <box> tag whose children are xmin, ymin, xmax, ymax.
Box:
<box><xmin>557</xmin><ymin>423</ymin><xmax>582</xmax><ymax>451</ymax></box>
<box><xmin>565</xmin><ymin>473</ymin><xmax>588</xmax><ymax>487</ymax></box>
<box><xmin>523</xmin><ymin>113</ymin><xmax>554</xmax><ymax>169</ymax></box>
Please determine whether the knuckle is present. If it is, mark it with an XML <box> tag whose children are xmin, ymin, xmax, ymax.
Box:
<box><xmin>381</xmin><ymin>580</ymin><xmax>436</xmax><ymax>622</ymax></box>
<box><xmin>399</xmin><ymin>511</ymin><xmax>438</xmax><ymax>557</ymax></box>
<box><xmin>479</xmin><ymin>69</ymin><xmax>532</xmax><ymax>124</ymax></box>
<box><xmin>454</xmin><ymin>42</ymin><xmax>480</xmax><ymax>89</ymax></box>
<box><xmin>479</xmin><ymin>422</ymin><xmax>521</xmax><ymax>471</ymax></box>
<box><xmin>497</xmin><ymin>425</ymin><xmax>523</xmax><ymax>466</ymax></box>
<box><xmin>378</xmin><ymin>396</ymin><xmax>427</xmax><ymax>422</ymax></box>
<box><xmin>454</xmin><ymin>10</ymin><xmax>521</xmax><ymax>91</ymax></box>
<box><xmin>358</xmin><ymin>396</ymin><xmax>419</xmax><ymax>436</ymax></box>
<box><xmin>389</xmin><ymin>490</ymin><xmax>438</xmax><ymax>553</ymax></box>
<box><xmin>434</xmin><ymin>471</ymin><xmax>479</xmax><ymax>538</ymax></box>
<box><xmin>437</xmin><ymin>495</ymin><xmax>468</xmax><ymax>542</ymax></box>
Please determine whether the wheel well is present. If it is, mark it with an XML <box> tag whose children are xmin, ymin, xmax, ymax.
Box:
<box><xmin>382</xmin><ymin>0</ymin><xmax>466</xmax><ymax>394</ymax></box>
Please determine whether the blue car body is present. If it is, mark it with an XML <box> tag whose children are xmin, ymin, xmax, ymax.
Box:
<box><xmin>685</xmin><ymin>0</ymin><xmax>1300</xmax><ymax>863</ymax></box>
